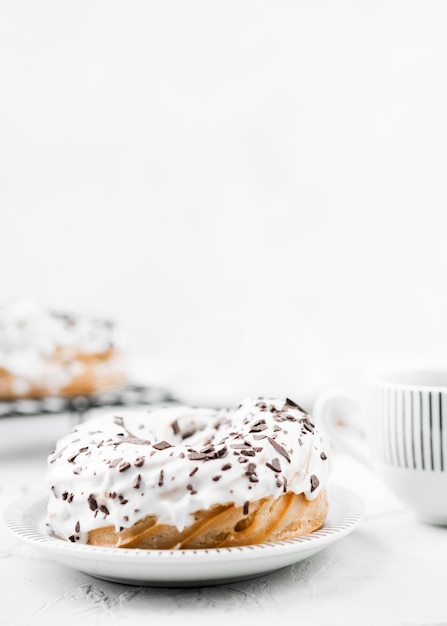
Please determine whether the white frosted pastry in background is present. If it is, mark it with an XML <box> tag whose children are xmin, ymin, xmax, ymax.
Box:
<box><xmin>0</xmin><ymin>296</ymin><xmax>127</xmax><ymax>399</ymax></box>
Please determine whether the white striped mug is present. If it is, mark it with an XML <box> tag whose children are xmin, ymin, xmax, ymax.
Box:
<box><xmin>313</xmin><ymin>369</ymin><xmax>447</xmax><ymax>525</ymax></box>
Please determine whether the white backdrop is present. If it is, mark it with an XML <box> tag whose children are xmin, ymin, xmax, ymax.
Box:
<box><xmin>1</xmin><ymin>1</ymin><xmax>447</xmax><ymax>407</ymax></box>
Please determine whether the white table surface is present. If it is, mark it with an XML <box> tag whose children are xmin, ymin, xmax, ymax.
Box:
<box><xmin>1</xmin><ymin>408</ymin><xmax>446</xmax><ymax>626</ymax></box>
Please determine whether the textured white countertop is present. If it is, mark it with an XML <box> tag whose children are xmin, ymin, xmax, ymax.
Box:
<box><xmin>1</xmin><ymin>409</ymin><xmax>446</xmax><ymax>626</ymax></box>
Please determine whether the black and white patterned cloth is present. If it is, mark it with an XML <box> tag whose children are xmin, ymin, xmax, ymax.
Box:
<box><xmin>0</xmin><ymin>384</ymin><xmax>177</xmax><ymax>418</ymax></box>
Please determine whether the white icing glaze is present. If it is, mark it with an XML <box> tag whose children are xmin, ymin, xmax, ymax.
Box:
<box><xmin>0</xmin><ymin>296</ymin><xmax>124</xmax><ymax>382</ymax></box>
<box><xmin>45</xmin><ymin>397</ymin><xmax>332</xmax><ymax>544</ymax></box>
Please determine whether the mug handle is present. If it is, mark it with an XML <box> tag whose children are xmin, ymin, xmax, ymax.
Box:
<box><xmin>313</xmin><ymin>387</ymin><xmax>374</xmax><ymax>469</ymax></box>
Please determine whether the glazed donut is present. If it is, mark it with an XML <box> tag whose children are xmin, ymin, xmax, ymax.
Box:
<box><xmin>0</xmin><ymin>297</ymin><xmax>126</xmax><ymax>400</ymax></box>
<box><xmin>46</xmin><ymin>397</ymin><xmax>331</xmax><ymax>549</ymax></box>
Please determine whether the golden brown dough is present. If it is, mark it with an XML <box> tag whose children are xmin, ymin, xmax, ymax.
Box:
<box><xmin>87</xmin><ymin>490</ymin><xmax>328</xmax><ymax>549</ymax></box>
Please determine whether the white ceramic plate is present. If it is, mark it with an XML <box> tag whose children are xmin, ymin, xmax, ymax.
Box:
<box><xmin>2</xmin><ymin>484</ymin><xmax>364</xmax><ymax>587</ymax></box>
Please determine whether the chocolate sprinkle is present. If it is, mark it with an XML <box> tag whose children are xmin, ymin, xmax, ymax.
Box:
<box><xmin>133</xmin><ymin>474</ymin><xmax>142</xmax><ymax>489</ymax></box>
<box><xmin>310</xmin><ymin>474</ymin><xmax>319</xmax><ymax>492</ymax></box>
<box><xmin>118</xmin><ymin>435</ymin><xmax>151</xmax><ymax>446</ymax></box>
<box><xmin>109</xmin><ymin>458</ymin><xmax>123</xmax><ymax>468</ymax></box>
<box><xmin>88</xmin><ymin>494</ymin><xmax>98</xmax><ymax>511</ymax></box>
<box><xmin>267</xmin><ymin>437</ymin><xmax>291</xmax><ymax>462</ymax></box>
<box><xmin>188</xmin><ymin>452</ymin><xmax>207</xmax><ymax>461</ymax></box>
<box><xmin>285</xmin><ymin>398</ymin><xmax>307</xmax><ymax>414</ymax></box>
<box><xmin>249</xmin><ymin>421</ymin><xmax>268</xmax><ymax>433</ymax></box>
<box><xmin>240</xmin><ymin>449</ymin><xmax>256</xmax><ymax>457</ymax></box>
<box><xmin>245</xmin><ymin>462</ymin><xmax>258</xmax><ymax>482</ymax></box>
<box><xmin>266</xmin><ymin>458</ymin><xmax>281</xmax><ymax>473</ymax></box>
<box><xmin>153</xmin><ymin>441</ymin><xmax>172</xmax><ymax>450</ymax></box>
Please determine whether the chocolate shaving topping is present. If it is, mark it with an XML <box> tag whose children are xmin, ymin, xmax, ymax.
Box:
<box><xmin>181</xmin><ymin>428</ymin><xmax>197</xmax><ymax>440</ymax></box>
<box><xmin>133</xmin><ymin>474</ymin><xmax>142</xmax><ymax>489</ymax></box>
<box><xmin>134</xmin><ymin>457</ymin><xmax>145</xmax><ymax>467</ymax></box>
<box><xmin>62</xmin><ymin>491</ymin><xmax>68</xmax><ymax>501</ymax></box>
<box><xmin>243</xmin><ymin>501</ymin><xmax>249</xmax><ymax>515</ymax></box>
<box><xmin>118</xmin><ymin>435</ymin><xmax>151</xmax><ymax>446</ymax></box>
<box><xmin>187</xmin><ymin>445</ymin><xmax>227</xmax><ymax>461</ymax></box>
<box><xmin>153</xmin><ymin>441</ymin><xmax>172</xmax><ymax>450</ymax></box>
<box><xmin>109</xmin><ymin>457</ymin><xmax>123</xmax><ymax>468</ymax></box>
<box><xmin>301</xmin><ymin>420</ymin><xmax>314</xmax><ymax>433</ymax></box>
<box><xmin>310</xmin><ymin>474</ymin><xmax>319</xmax><ymax>492</ymax></box>
<box><xmin>158</xmin><ymin>469</ymin><xmax>164</xmax><ymax>486</ymax></box>
<box><xmin>118</xmin><ymin>461</ymin><xmax>131</xmax><ymax>472</ymax></box>
<box><xmin>285</xmin><ymin>398</ymin><xmax>307</xmax><ymax>414</ymax></box>
<box><xmin>266</xmin><ymin>458</ymin><xmax>281</xmax><ymax>473</ymax></box>
<box><xmin>320</xmin><ymin>452</ymin><xmax>327</xmax><ymax>460</ymax></box>
<box><xmin>221</xmin><ymin>463</ymin><xmax>232</xmax><ymax>470</ymax></box>
<box><xmin>212</xmin><ymin>475</ymin><xmax>221</xmax><ymax>481</ymax></box>
<box><xmin>75</xmin><ymin>521</ymin><xmax>80</xmax><ymax>533</ymax></box>
<box><xmin>267</xmin><ymin>437</ymin><xmax>291</xmax><ymax>462</ymax></box>
<box><xmin>240</xmin><ymin>449</ymin><xmax>256</xmax><ymax>457</ymax></box>
<box><xmin>99</xmin><ymin>505</ymin><xmax>110</xmax><ymax>515</ymax></box>
<box><xmin>171</xmin><ymin>419</ymin><xmax>180</xmax><ymax>435</ymax></box>
<box><xmin>249</xmin><ymin>420</ymin><xmax>268</xmax><ymax>433</ymax></box>
<box><xmin>188</xmin><ymin>452</ymin><xmax>207</xmax><ymax>461</ymax></box>
<box><xmin>189</xmin><ymin>466</ymin><xmax>199</xmax><ymax>477</ymax></box>
<box><xmin>245</xmin><ymin>462</ymin><xmax>258</xmax><ymax>482</ymax></box>
<box><xmin>88</xmin><ymin>494</ymin><xmax>98</xmax><ymax>511</ymax></box>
